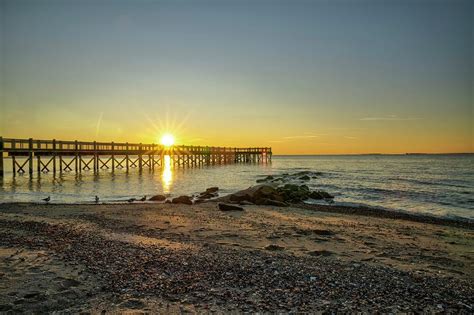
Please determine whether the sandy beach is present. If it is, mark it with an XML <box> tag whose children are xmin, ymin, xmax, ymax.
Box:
<box><xmin>0</xmin><ymin>201</ymin><xmax>472</xmax><ymax>313</ymax></box>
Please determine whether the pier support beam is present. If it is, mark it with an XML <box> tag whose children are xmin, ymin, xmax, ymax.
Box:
<box><xmin>0</xmin><ymin>137</ymin><xmax>3</xmax><ymax>177</ymax></box>
<box><xmin>138</xmin><ymin>143</ymin><xmax>143</xmax><ymax>171</ymax></box>
<box><xmin>126</xmin><ymin>143</ymin><xmax>129</xmax><ymax>172</ymax></box>
<box><xmin>93</xmin><ymin>141</ymin><xmax>98</xmax><ymax>173</ymax></box>
<box><xmin>75</xmin><ymin>141</ymin><xmax>79</xmax><ymax>172</ymax></box>
<box><xmin>52</xmin><ymin>139</ymin><xmax>57</xmax><ymax>174</ymax></box>
<box><xmin>111</xmin><ymin>142</ymin><xmax>115</xmax><ymax>172</ymax></box>
<box><xmin>28</xmin><ymin>138</ymin><xmax>34</xmax><ymax>176</ymax></box>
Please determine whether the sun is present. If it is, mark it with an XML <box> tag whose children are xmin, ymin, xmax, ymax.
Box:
<box><xmin>160</xmin><ymin>133</ymin><xmax>175</xmax><ymax>147</ymax></box>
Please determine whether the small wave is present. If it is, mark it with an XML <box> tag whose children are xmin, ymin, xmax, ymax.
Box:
<box><xmin>385</xmin><ymin>177</ymin><xmax>472</xmax><ymax>189</ymax></box>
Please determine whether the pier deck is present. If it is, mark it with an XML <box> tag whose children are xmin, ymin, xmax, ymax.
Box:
<box><xmin>0</xmin><ymin>137</ymin><xmax>271</xmax><ymax>176</ymax></box>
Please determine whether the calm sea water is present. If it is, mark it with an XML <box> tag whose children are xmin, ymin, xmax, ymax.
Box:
<box><xmin>0</xmin><ymin>155</ymin><xmax>473</xmax><ymax>220</ymax></box>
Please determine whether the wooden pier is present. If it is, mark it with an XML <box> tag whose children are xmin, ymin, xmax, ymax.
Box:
<box><xmin>0</xmin><ymin>137</ymin><xmax>272</xmax><ymax>177</ymax></box>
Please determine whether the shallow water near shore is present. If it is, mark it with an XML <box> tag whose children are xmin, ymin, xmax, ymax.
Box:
<box><xmin>1</xmin><ymin>154</ymin><xmax>473</xmax><ymax>219</ymax></box>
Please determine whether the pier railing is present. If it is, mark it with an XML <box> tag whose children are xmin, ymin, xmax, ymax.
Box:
<box><xmin>0</xmin><ymin>137</ymin><xmax>271</xmax><ymax>176</ymax></box>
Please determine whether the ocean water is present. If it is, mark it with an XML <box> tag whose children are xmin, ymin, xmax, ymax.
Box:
<box><xmin>0</xmin><ymin>155</ymin><xmax>473</xmax><ymax>220</ymax></box>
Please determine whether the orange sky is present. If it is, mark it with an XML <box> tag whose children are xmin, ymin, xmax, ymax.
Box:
<box><xmin>1</xmin><ymin>0</ymin><xmax>472</xmax><ymax>154</ymax></box>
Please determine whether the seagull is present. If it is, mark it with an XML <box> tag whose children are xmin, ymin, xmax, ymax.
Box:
<box><xmin>127</xmin><ymin>198</ymin><xmax>136</xmax><ymax>203</ymax></box>
<box><xmin>139</xmin><ymin>195</ymin><xmax>147</xmax><ymax>202</ymax></box>
<box><xmin>95</xmin><ymin>196</ymin><xmax>99</xmax><ymax>204</ymax></box>
<box><xmin>42</xmin><ymin>196</ymin><xmax>50</xmax><ymax>203</ymax></box>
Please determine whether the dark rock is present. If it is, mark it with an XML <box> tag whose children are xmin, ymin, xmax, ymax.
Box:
<box><xmin>198</xmin><ymin>187</ymin><xmax>219</xmax><ymax>199</ymax></box>
<box><xmin>310</xmin><ymin>191</ymin><xmax>334</xmax><ymax>199</ymax></box>
<box><xmin>172</xmin><ymin>195</ymin><xmax>193</xmax><ymax>205</ymax></box>
<box><xmin>264</xmin><ymin>244</ymin><xmax>285</xmax><ymax>251</ymax></box>
<box><xmin>229</xmin><ymin>185</ymin><xmax>282</xmax><ymax>203</ymax></box>
<box><xmin>255</xmin><ymin>198</ymin><xmax>289</xmax><ymax>207</ymax></box>
<box><xmin>149</xmin><ymin>195</ymin><xmax>166</xmax><ymax>201</ymax></box>
<box><xmin>309</xmin><ymin>191</ymin><xmax>324</xmax><ymax>199</ymax></box>
<box><xmin>218</xmin><ymin>203</ymin><xmax>244</xmax><ymax>211</ymax></box>
<box><xmin>23</xmin><ymin>292</ymin><xmax>40</xmax><ymax>299</ymax></box>
<box><xmin>282</xmin><ymin>183</ymin><xmax>299</xmax><ymax>191</ymax></box>
<box><xmin>299</xmin><ymin>175</ymin><xmax>311</xmax><ymax>180</ymax></box>
<box><xmin>300</xmin><ymin>185</ymin><xmax>310</xmax><ymax>191</ymax></box>
<box><xmin>256</xmin><ymin>175</ymin><xmax>274</xmax><ymax>183</ymax></box>
<box><xmin>198</xmin><ymin>192</ymin><xmax>217</xmax><ymax>200</ymax></box>
<box><xmin>165</xmin><ymin>199</ymin><xmax>172</xmax><ymax>204</ymax></box>
<box><xmin>205</xmin><ymin>187</ymin><xmax>219</xmax><ymax>194</ymax></box>
<box><xmin>277</xmin><ymin>184</ymin><xmax>311</xmax><ymax>203</ymax></box>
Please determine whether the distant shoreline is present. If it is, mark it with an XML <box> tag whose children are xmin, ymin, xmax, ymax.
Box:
<box><xmin>272</xmin><ymin>153</ymin><xmax>474</xmax><ymax>157</ymax></box>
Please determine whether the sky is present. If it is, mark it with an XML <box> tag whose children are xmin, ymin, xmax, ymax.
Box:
<box><xmin>0</xmin><ymin>0</ymin><xmax>472</xmax><ymax>154</ymax></box>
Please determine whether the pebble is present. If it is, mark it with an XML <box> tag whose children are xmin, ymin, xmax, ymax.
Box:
<box><xmin>0</xmin><ymin>214</ymin><xmax>472</xmax><ymax>313</ymax></box>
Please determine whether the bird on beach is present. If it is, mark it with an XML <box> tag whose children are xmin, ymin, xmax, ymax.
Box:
<box><xmin>139</xmin><ymin>195</ymin><xmax>147</xmax><ymax>202</ymax></box>
<box><xmin>95</xmin><ymin>196</ymin><xmax>99</xmax><ymax>204</ymax></box>
<box><xmin>42</xmin><ymin>196</ymin><xmax>50</xmax><ymax>203</ymax></box>
<box><xmin>127</xmin><ymin>198</ymin><xmax>136</xmax><ymax>203</ymax></box>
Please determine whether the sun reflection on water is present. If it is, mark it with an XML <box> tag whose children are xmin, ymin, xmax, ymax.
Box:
<box><xmin>162</xmin><ymin>155</ymin><xmax>173</xmax><ymax>193</ymax></box>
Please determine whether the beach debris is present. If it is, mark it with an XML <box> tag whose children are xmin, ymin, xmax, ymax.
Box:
<box><xmin>264</xmin><ymin>244</ymin><xmax>285</xmax><ymax>251</ymax></box>
<box><xmin>149</xmin><ymin>195</ymin><xmax>166</xmax><ymax>201</ymax></box>
<box><xmin>218</xmin><ymin>203</ymin><xmax>244</xmax><ymax>211</ymax></box>
<box><xmin>171</xmin><ymin>195</ymin><xmax>193</xmax><ymax>205</ymax></box>
<box><xmin>95</xmin><ymin>196</ymin><xmax>99</xmax><ymax>204</ymax></box>
<box><xmin>139</xmin><ymin>195</ymin><xmax>147</xmax><ymax>202</ymax></box>
<box><xmin>42</xmin><ymin>196</ymin><xmax>50</xmax><ymax>203</ymax></box>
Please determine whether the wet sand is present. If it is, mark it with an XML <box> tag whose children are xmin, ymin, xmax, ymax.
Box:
<box><xmin>0</xmin><ymin>202</ymin><xmax>473</xmax><ymax>313</ymax></box>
